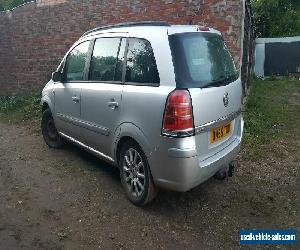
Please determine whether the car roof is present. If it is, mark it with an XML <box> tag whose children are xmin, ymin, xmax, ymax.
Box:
<box><xmin>80</xmin><ymin>21</ymin><xmax>221</xmax><ymax>39</ymax></box>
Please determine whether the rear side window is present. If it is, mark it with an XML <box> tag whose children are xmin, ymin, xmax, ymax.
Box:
<box><xmin>89</xmin><ymin>37</ymin><xmax>126</xmax><ymax>82</ymax></box>
<box><xmin>64</xmin><ymin>41</ymin><xmax>90</xmax><ymax>81</ymax></box>
<box><xmin>125</xmin><ymin>38</ymin><xmax>160</xmax><ymax>85</ymax></box>
<box><xmin>169</xmin><ymin>33</ymin><xmax>238</xmax><ymax>88</ymax></box>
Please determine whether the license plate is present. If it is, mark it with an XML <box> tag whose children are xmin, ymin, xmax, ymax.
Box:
<box><xmin>210</xmin><ymin>123</ymin><xmax>231</xmax><ymax>144</ymax></box>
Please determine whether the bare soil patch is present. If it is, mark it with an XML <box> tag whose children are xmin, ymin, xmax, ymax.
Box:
<box><xmin>0</xmin><ymin>121</ymin><xmax>298</xmax><ymax>249</ymax></box>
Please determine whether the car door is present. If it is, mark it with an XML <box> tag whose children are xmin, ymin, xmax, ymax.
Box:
<box><xmin>54</xmin><ymin>40</ymin><xmax>91</xmax><ymax>141</ymax></box>
<box><xmin>80</xmin><ymin>35</ymin><xmax>127</xmax><ymax>159</ymax></box>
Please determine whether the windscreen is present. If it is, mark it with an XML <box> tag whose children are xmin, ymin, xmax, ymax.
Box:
<box><xmin>169</xmin><ymin>32</ymin><xmax>238</xmax><ymax>88</ymax></box>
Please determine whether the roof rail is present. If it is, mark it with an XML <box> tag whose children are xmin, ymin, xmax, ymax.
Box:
<box><xmin>81</xmin><ymin>21</ymin><xmax>170</xmax><ymax>37</ymax></box>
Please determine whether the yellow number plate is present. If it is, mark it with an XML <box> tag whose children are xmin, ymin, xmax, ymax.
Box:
<box><xmin>210</xmin><ymin>123</ymin><xmax>231</xmax><ymax>144</ymax></box>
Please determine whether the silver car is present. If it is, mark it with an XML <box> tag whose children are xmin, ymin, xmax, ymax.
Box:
<box><xmin>41</xmin><ymin>21</ymin><xmax>244</xmax><ymax>205</ymax></box>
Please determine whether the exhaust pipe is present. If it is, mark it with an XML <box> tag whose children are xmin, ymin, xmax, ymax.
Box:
<box><xmin>214</xmin><ymin>161</ymin><xmax>236</xmax><ymax>180</ymax></box>
<box><xmin>214</xmin><ymin>167</ymin><xmax>227</xmax><ymax>180</ymax></box>
<box><xmin>228</xmin><ymin>161</ymin><xmax>236</xmax><ymax>177</ymax></box>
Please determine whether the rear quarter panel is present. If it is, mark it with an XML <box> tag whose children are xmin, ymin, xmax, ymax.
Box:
<box><xmin>119</xmin><ymin>85</ymin><xmax>175</xmax><ymax>156</ymax></box>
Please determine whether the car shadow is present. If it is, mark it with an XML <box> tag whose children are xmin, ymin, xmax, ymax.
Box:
<box><xmin>59</xmin><ymin>140</ymin><xmax>230</xmax><ymax>213</ymax></box>
<box><xmin>61</xmin><ymin>141</ymin><xmax>121</xmax><ymax>183</ymax></box>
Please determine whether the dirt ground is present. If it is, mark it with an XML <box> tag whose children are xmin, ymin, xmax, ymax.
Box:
<box><xmin>0</xmin><ymin>120</ymin><xmax>299</xmax><ymax>250</ymax></box>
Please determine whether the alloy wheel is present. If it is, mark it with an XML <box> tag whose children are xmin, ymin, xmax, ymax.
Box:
<box><xmin>122</xmin><ymin>148</ymin><xmax>145</xmax><ymax>197</ymax></box>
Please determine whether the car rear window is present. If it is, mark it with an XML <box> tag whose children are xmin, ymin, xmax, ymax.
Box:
<box><xmin>169</xmin><ymin>32</ymin><xmax>238</xmax><ymax>88</ymax></box>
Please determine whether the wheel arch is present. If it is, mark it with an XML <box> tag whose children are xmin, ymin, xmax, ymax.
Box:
<box><xmin>42</xmin><ymin>102</ymin><xmax>49</xmax><ymax>112</ymax></box>
<box><xmin>113</xmin><ymin>123</ymin><xmax>152</xmax><ymax>166</ymax></box>
<box><xmin>41</xmin><ymin>94</ymin><xmax>54</xmax><ymax>114</ymax></box>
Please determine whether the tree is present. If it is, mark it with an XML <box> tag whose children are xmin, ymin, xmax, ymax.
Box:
<box><xmin>251</xmin><ymin>0</ymin><xmax>300</xmax><ymax>37</ymax></box>
<box><xmin>0</xmin><ymin>0</ymin><xmax>31</xmax><ymax>11</ymax></box>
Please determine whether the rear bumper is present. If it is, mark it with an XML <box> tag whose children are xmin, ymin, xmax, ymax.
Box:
<box><xmin>149</xmin><ymin>116</ymin><xmax>244</xmax><ymax>192</ymax></box>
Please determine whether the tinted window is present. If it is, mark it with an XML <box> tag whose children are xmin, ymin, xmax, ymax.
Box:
<box><xmin>126</xmin><ymin>38</ymin><xmax>159</xmax><ymax>84</ymax></box>
<box><xmin>64</xmin><ymin>41</ymin><xmax>90</xmax><ymax>81</ymax></box>
<box><xmin>169</xmin><ymin>33</ymin><xmax>238</xmax><ymax>88</ymax></box>
<box><xmin>89</xmin><ymin>38</ymin><xmax>125</xmax><ymax>82</ymax></box>
<box><xmin>115</xmin><ymin>38</ymin><xmax>126</xmax><ymax>81</ymax></box>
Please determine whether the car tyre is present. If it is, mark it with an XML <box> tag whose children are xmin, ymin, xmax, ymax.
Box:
<box><xmin>119</xmin><ymin>141</ymin><xmax>157</xmax><ymax>206</ymax></box>
<box><xmin>41</xmin><ymin>108</ymin><xmax>63</xmax><ymax>148</ymax></box>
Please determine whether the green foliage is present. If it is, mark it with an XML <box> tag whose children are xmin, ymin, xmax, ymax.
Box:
<box><xmin>251</xmin><ymin>0</ymin><xmax>300</xmax><ymax>37</ymax></box>
<box><xmin>0</xmin><ymin>0</ymin><xmax>31</xmax><ymax>11</ymax></box>
<box><xmin>0</xmin><ymin>91</ymin><xmax>41</xmax><ymax>122</ymax></box>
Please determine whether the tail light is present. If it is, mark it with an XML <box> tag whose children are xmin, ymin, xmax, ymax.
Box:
<box><xmin>162</xmin><ymin>90</ymin><xmax>194</xmax><ymax>137</ymax></box>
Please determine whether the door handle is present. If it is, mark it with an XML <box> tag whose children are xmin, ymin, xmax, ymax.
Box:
<box><xmin>107</xmin><ymin>100</ymin><xmax>119</xmax><ymax>109</ymax></box>
<box><xmin>72</xmin><ymin>96</ymin><xmax>80</xmax><ymax>103</ymax></box>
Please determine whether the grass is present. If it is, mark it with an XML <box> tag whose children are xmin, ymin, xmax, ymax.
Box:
<box><xmin>242</xmin><ymin>78</ymin><xmax>300</xmax><ymax>160</ymax></box>
<box><xmin>0</xmin><ymin>90</ymin><xmax>41</xmax><ymax>123</ymax></box>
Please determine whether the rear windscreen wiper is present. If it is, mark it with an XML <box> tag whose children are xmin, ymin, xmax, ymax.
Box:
<box><xmin>210</xmin><ymin>76</ymin><xmax>228</xmax><ymax>87</ymax></box>
<box><xmin>209</xmin><ymin>75</ymin><xmax>236</xmax><ymax>87</ymax></box>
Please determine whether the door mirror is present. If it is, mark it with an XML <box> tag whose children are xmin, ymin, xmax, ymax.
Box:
<box><xmin>52</xmin><ymin>71</ymin><xmax>62</xmax><ymax>82</ymax></box>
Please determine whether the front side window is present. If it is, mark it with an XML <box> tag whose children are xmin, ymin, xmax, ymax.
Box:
<box><xmin>89</xmin><ymin>37</ymin><xmax>126</xmax><ymax>82</ymax></box>
<box><xmin>169</xmin><ymin>33</ymin><xmax>238</xmax><ymax>88</ymax></box>
<box><xmin>125</xmin><ymin>38</ymin><xmax>160</xmax><ymax>84</ymax></box>
<box><xmin>64</xmin><ymin>41</ymin><xmax>90</xmax><ymax>81</ymax></box>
